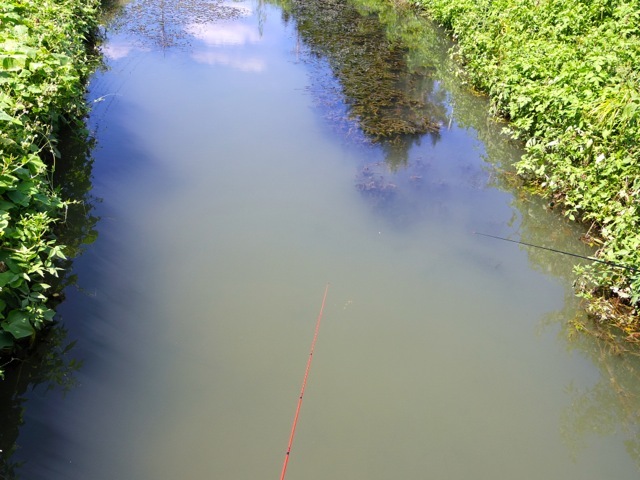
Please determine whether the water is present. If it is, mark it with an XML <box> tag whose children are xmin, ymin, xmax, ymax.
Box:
<box><xmin>2</xmin><ymin>0</ymin><xmax>639</xmax><ymax>478</ymax></box>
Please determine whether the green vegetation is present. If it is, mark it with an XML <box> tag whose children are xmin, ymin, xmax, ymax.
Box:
<box><xmin>0</xmin><ymin>0</ymin><xmax>100</xmax><ymax>374</ymax></box>
<box><xmin>411</xmin><ymin>0</ymin><xmax>640</xmax><ymax>340</ymax></box>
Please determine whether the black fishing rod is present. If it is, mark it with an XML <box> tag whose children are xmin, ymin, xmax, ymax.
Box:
<box><xmin>474</xmin><ymin>231</ymin><xmax>640</xmax><ymax>274</ymax></box>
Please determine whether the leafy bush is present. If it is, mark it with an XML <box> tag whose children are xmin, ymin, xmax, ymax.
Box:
<box><xmin>414</xmin><ymin>0</ymin><xmax>640</xmax><ymax>335</ymax></box>
<box><xmin>0</xmin><ymin>0</ymin><xmax>100</xmax><ymax>366</ymax></box>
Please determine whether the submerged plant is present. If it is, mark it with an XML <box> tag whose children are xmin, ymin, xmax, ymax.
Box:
<box><xmin>271</xmin><ymin>0</ymin><xmax>447</xmax><ymax>142</ymax></box>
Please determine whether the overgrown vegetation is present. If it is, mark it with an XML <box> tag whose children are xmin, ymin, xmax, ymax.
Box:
<box><xmin>0</xmin><ymin>0</ymin><xmax>100</xmax><ymax>375</ymax></box>
<box><xmin>412</xmin><ymin>0</ymin><xmax>640</xmax><ymax>340</ymax></box>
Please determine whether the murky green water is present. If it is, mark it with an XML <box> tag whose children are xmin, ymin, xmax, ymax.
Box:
<box><xmin>2</xmin><ymin>0</ymin><xmax>639</xmax><ymax>478</ymax></box>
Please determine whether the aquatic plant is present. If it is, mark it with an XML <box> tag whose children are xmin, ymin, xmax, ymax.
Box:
<box><xmin>271</xmin><ymin>0</ymin><xmax>447</xmax><ymax>142</ymax></box>
<box><xmin>0</xmin><ymin>0</ymin><xmax>100</xmax><ymax>373</ymax></box>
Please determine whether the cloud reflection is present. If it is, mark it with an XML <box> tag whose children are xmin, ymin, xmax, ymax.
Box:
<box><xmin>185</xmin><ymin>22</ymin><xmax>261</xmax><ymax>46</ymax></box>
<box><xmin>185</xmin><ymin>22</ymin><xmax>265</xmax><ymax>72</ymax></box>
<box><xmin>101</xmin><ymin>21</ymin><xmax>266</xmax><ymax>72</ymax></box>
<box><xmin>101</xmin><ymin>41</ymin><xmax>140</xmax><ymax>60</ymax></box>
<box><xmin>190</xmin><ymin>51</ymin><xmax>265</xmax><ymax>72</ymax></box>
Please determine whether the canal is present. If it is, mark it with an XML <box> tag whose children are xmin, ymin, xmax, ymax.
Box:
<box><xmin>1</xmin><ymin>0</ymin><xmax>639</xmax><ymax>478</ymax></box>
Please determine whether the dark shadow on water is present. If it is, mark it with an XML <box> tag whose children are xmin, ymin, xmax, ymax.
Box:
<box><xmin>0</xmin><ymin>326</ymin><xmax>83</xmax><ymax>480</ymax></box>
<box><xmin>1</xmin><ymin>79</ymin><xmax>183</xmax><ymax>478</ymax></box>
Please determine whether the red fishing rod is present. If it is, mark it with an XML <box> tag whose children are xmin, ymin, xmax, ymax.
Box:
<box><xmin>279</xmin><ymin>283</ymin><xmax>330</xmax><ymax>480</ymax></box>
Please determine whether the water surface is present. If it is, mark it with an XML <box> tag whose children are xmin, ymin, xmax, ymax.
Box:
<box><xmin>2</xmin><ymin>0</ymin><xmax>639</xmax><ymax>478</ymax></box>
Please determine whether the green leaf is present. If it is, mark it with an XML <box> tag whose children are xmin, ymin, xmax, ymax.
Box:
<box><xmin>0</xmin><ymin>271</ymin><xmax>19</xmax><ymax>288</ymax></box>
<box><xmin>28</xmin><ymin>61</ymin><xmax>45</xmax><ymax>71</ymax></box>
<box><xmin>6</xmin><ymin>188</ymin><xmax>29</xmax><ymax>206</ymax></box>
<box><xmin>49</xmin><ymin>245</ymin><xmax>67</xmax><ymax>260</ymax></box>
<box><xmin>1</xmin><ymin>55</ymin><xmax>26</xmax><ymax>71</ymax></box>
<box><xmin>4</xmin><ymin>310</ymin><xmax>34</xmax><ymax>339</ymax></box>
<box><xmin>0</xmin><ymin>210</ymin><xmax>9</xmax><ymax>231</ymax></box>
<box><xmin>42</xmin><ymin>308</ymin><xmax>55</xmax><ymax>322</ymax></box>
<box><xmin>12</xmin><ymin>24</ymin><xmax>29</xmax><ymax>38</ymax></box>
<box><xmin>0</xmin><ymin>331</ymin><xmax>14</xmax><ymax>351</ymax></box>
<box><xmin>0</xmin><ymin>109</ymin><xmax>22</xmax><ymax>125</ymax></box>
<box><xmin>25</xmin><ymin>154</ymin><xmax>45</xmax><ymax>173</ymax></box>
<box><xmin>82</xmin><ymin>229</ymin><xmax>98</xmax><ymax>245</ymax></box>
<box><xmin>16</xmin><ymin>180</ymin><xmax>36</xmax><ymax>195</ymax></box>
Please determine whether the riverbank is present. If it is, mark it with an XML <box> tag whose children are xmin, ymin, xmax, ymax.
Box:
<box><xmin>410</xmin><ymin>0</ymin><xmax>640</xmax><ymax>343</ymax></box>
<box><xmin>0</xmin><ymin>0</ymin><xmax>100</xmax><ymax>373</ymax></box>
